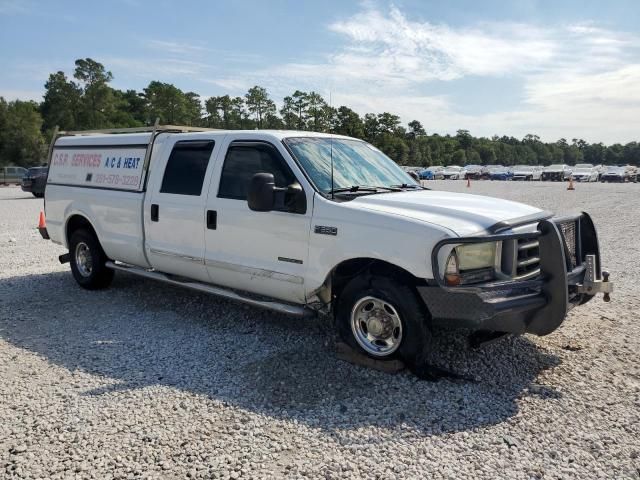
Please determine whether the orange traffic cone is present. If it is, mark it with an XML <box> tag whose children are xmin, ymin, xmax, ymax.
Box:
<box><xmin>567</xmin><ymin>176</ymin><xmax>575</xmax><ymax>191</ymax></box>
<box><xmin>466</xmin><ymin>177</ymin><xmax>471</xmax><ymax>188</ymax></box>
<box><xmin>38</xmin><ymin>211</ymin><xmax>49</xmax><ymax>239</ymax></box>
<box><xmin>38</xmin><ymin>211</ymin><xmax>46</xmax><ymax>229</ymax></box>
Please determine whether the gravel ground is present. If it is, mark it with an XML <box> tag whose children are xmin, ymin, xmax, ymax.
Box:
<box><xmin>0</xmin><ymin>181</ymin><xmax>638</xmax><ymax>479</ymax></box>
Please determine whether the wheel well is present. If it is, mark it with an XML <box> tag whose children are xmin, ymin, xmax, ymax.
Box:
<box><xmin>329</xmin><ymin>258</ymin><xmax>422</xmax><ymax>305</ymax></box>
<box><xmin>65</xmin><ymin>215</ymin><xmax>96</xmax><ymax>246</ymax></box>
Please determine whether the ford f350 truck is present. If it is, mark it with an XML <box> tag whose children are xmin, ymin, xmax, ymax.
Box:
<box><xmin>40</xmin><ymin>125</ymin><xmax>613</xmax><ymax>369</ymax></box>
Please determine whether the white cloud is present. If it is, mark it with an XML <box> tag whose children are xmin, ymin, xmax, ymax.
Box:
<box><xmin>219</xmin><ymin>5</ymin><xmax>639</xmax><ymax>144</ymax></box>
<box><xmin>146</xmin><ymin>40</ymin><xmax>207</xmax><ymax>55</ymax></box>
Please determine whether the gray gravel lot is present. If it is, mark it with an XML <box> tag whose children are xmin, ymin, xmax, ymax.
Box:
<box><xmin>1</xmin><ymin>181</ymin><xmax>639</xmax><ymax>479</ymax></box>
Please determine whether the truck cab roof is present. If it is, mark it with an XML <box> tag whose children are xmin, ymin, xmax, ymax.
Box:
<box><xmin>55</xmin><ymin>130</ymin><xmax>355</xmax><ymax>148</ymax></box>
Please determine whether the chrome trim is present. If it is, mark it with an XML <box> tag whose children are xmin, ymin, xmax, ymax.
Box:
<box><xmin>205</xmin><ymin>258</ymin><xmax>304</xmax><ymax>285</ymax></box>
<box><xmin>518</xmin><ymin>240</ymin><xmax>539</xmax><ymax>251</ymax></box>
<box><xmin>149</xmin><ymin>248</ymin><xmax>204</xmax><ymax>264</ymax></box>
<box><xmin>513</xmin><ymin>268</ymin><xmax>541</xmax><ymax>281</ymax></box>
<box><xmin>518</xmin><ymin>257</ymin><xmax>540</xmax><ymax>268</ymax></box>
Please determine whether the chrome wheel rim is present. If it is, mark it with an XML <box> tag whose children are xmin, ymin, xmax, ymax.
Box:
<box><xmin>75</xmin><ymin>242</ymin><xmax>93</xmax><ymax>277</ymax></box>
<box><xmin>350</xmin><ymin>296</ymin><xmax>403</xmax><ymax>357</ymax></box>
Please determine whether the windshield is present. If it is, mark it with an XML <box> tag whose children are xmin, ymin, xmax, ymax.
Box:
<box><xmin>547</xmin><ymin>164</ymin><xmax>564</xmax><ymax>169</ymax></box>
<box><xmin>606</xmin><ymin>167</ymin><xmax>624</xmax><ymax>173</ymax></box>
<box><xmin>444</xmin><ymin>166</ymin><xmax>462</xmax><ymax>171</ymax></box>
<box><xmin>575</xmin><ymin>164</ymin><xmax>593</xmax><ymax>168</ymax></box>
<box><xmin>514</xmin><ymin>165</ymin><xmax>533</xmax><ymax>171</ymax></box>
<box><xmin>284</xmin><ymin>137</ymin><xmax>416</xmax><ymax>193</ymax></box>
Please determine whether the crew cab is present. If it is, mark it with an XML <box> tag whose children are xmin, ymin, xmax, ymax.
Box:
<box><xmin>40</xmin><ymin>125</ymin><xmax>613</xmax><ymax>370</ymax></box>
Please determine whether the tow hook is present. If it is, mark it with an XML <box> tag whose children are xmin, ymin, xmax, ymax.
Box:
<box><xmin>577</xmin><ymin>254</ymin><xmax>613</xmax><ymax>301</ymax></box>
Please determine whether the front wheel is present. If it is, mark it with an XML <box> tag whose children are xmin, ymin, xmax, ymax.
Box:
<box><xmin>69</xmin><ymin>229</ymin><xmax>114</xmax><ymax>289</ymax></box>
<box><xmin>336</xmin><ymin>274</ymin><xmax>431</xmax><ymax>368</ymax></box>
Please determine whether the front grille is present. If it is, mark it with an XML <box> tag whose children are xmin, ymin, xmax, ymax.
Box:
<box><xmin>557</xmin><ymin>220</ymin><xmax>578</xmax><ymax>268</ymax></box>
<box><xmin>515</xmin><ymin>237</ymin><xmax>540</xmax><ymax>279</ymax></box>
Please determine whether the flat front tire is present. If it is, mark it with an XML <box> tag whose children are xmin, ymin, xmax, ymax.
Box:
<box><xmin>336</xmin><ymin>274</ymin><xmax>431</xmax><ymax>368</ymax></box>
<box><xmin>69</xmin><ymin>229</ymin><xmax>114</xmax><ymax>290</ymax></box>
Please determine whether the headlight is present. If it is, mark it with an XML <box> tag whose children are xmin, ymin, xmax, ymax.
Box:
<box><xmin>444</xmin><ymin>242</ymin><xmax>498</xmax><ymax>286</ymax></box>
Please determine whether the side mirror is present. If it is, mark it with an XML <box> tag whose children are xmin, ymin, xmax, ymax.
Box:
<box><xmin>247</xmin><ymin>173</ymin><xmax>276</xmax><ymax>212</ymax></box>
<box><xmin>285</xmin><ymin>182</ymin><xmax>307</xmax><ymax>214</ymax></box>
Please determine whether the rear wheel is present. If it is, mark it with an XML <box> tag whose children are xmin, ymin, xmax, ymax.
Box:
<box><xmin>69</xmin><ymin>229</ymin><xmax>114</xmax><ymax>289</ymax></box>
<box><xmin>336</xmin><ymin>274</ymin><xmax>431</xmax><ymax>369</ymax></box>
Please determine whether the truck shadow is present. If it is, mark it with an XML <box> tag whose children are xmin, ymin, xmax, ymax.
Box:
<box><xmin>0</xmin><ymin>270</ymin><xmax>561</xmax><ymax>436</ymax></box>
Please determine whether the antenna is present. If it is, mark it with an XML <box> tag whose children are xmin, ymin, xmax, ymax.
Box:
<box><xmin>330</xmin><ymin>91</ymin><xmax>334</xmax><ymax>199</ymax></box>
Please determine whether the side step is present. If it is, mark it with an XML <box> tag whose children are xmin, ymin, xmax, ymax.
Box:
<box><xmin>105</xmin><ymin>261</ymin><xmax>314</xmax><ymax>318</ymax></box>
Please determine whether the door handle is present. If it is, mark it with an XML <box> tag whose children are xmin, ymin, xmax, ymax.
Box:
<box><xmin>206</xmin><ymin>210</ymin><xmax>217</xmax><ymax>230</ymax></box>
<box><xmin>151</xmin><ymin>204</ymin><xmax>159</xmax><ymax>222</ymax></box>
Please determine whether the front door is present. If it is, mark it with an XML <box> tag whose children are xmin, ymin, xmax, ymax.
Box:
<box><xmin>204</xmin><ymin>139</ymin><xmax>312</xmax><ymax>303</ymax></box>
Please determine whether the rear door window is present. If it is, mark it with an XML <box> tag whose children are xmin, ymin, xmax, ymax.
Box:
<box><xmin>160</xmin><ymin>140</ymin><xmax>215</xmax><ymax>196</ymax></box>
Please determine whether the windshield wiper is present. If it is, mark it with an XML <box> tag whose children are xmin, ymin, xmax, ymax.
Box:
<box><xmin>328</xmin><ymin>185</ymin><xmax>402</xmax><ymax>195</ymax></box>
<box><xmin>390</xmin><ymin>183</ymin><xmax>426</xmax><ymax>190</ymax></box>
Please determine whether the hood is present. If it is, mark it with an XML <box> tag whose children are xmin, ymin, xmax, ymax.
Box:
<box><xmin>349</xmin><ymin>190</ymin><xmax>546</xmax><ymax>236</ymax></box>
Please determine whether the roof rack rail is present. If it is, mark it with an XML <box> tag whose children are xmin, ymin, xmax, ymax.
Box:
<box><xmin>60</xmin><ymin>124</ymin><xmax>219</xmax><ymax>135</ymax></box>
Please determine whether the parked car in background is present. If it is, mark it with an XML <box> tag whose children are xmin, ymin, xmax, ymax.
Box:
<box><xmin>542</xmin><ymin>164</ymin><xmax>572</xmax><ymax>181</ymax></box>
<box><xmin>572</xmin><ymin>164</ymin><xmax>599</xmax><ymax>182</ymax></box>
<box><xmin>512</xmin><ymin>165</ymin><xmax>543</xmax><ymax>181</ymax></box>
<box><xmin>419</xmin><ymin>166</ymin><xmax>444</xmax><ymax>180</ymax></box>
<box><xmin>1</xmin><ymin>166</ymin><xmax>28</xmax><ymax>184</ymax></box>
<box><xmin>21</xmin><ymin>166</ymin><xmax>49</xmax><ymax>197</ymax></box>
<box><xmin>442</xmin><ymin>165</ymin><xmax>466</xmax><ymax>180</ymax></box>
<box><xmin>624</xmin><ymin>165</ymin><xmax>638</xmax><ymax>182</ymax></box>
<box><xmin>463</xmin><ymin>165</ymin><xmax>483</xmax><ymax>180</ymax></box>
<box><xmin>489</xmin><ymin>166</ymin><xmax>514</xmax><ymax>181</ymax></box>
<box><xmin>479</xmin><ymin>165</ymin><xmax>503</xmax><ymax>179</ymax></box>
<box><xmin>600</xmin><ymin>166</ymin><xmax>631</xmax><ymax>183</ymax></box>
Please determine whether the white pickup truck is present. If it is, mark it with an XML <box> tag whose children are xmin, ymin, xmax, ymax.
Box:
<box><xmin>40</xmin><ymin>125</ymin><xmax>613</xmax><ymax>370</ymax></box>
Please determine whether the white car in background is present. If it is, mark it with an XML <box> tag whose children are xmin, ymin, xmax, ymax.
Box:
<box><xmin>572</xmin><ymin>164</ymin><xmax>599</xmax><ymax>182</ymax></box>
<box><xmin>441</xmin><ymin>165</ymin><xmax>467</xmax><ymax>180</ymax></box>
<box><xmin>512</xmin><ymin>165</ymin><xmax>543</xmax><ymax>181</ymax></box>
<box><xmin>542</xmin><ymin>164</ymin><xmax>572</xmax><ymax>181</ymax></box>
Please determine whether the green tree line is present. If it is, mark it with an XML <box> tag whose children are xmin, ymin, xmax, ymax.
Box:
<box><xmin>1</xmin><ymin>58</ymin><xmax>639</xmax><ymax>168</ymax></box>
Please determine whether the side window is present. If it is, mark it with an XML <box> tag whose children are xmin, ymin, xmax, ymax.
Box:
<box><xmin>6</xmin><ymin>167</ymin><xmax>16</xmax><ymax>174</ymax></box>
<box><xmin>160</xmin><ymin>140</ymin><xmax>214</xmax><ymax>196</ymax></box>
<box><xmin>218</xmin><ymin>144</ymin><xmax>295</xmax><ymax>201</ymax></box>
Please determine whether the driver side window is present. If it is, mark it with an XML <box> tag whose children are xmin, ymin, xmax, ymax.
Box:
<box><xmin>218</xmin><ymin>143</ymin><xmax>295</xmax><ymax>201</ymax></box>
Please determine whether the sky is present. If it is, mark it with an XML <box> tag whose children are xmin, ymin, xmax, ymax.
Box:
<box><xmin>1</xmin><ymin>0</ymin><xmax>639</xmax><ymax>144</ymax></box>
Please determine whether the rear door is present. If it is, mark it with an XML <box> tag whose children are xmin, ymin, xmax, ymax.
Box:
<box><xmin>203</xmin><ymin>136</ymin><xmax>312</xmax><ymax>303</ymax></box>
<box><xmin>144</xmin><ymin>136</ymin><xmax>223</xmax><ymax>282</ymax></box>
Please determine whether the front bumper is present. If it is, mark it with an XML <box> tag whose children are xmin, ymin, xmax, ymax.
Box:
<box><xmin>419</xmin><ymin>213</ymin><xmax>613</xmax><ymax>336</ymax></box>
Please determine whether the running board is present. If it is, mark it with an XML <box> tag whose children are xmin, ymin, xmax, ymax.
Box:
<box><xmin>105</xmin><ymin>261</ymin><xmax>314</xmax><ymax>318</ymax></box>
